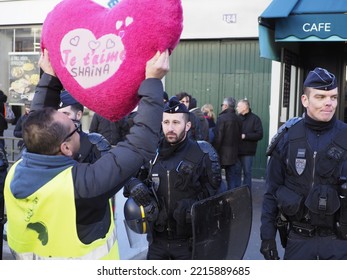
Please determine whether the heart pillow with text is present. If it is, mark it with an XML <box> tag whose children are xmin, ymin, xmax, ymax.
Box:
<box><xmin>41</xmin><ymin>0</ymin><xmax>183</xmax><ymax>121</ymax></box>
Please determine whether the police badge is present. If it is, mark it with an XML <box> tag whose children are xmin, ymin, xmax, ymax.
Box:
<box><xmin>295</xmin><ymin>148</ymin><xmax>306</xmax><ymax>175</ymax></box>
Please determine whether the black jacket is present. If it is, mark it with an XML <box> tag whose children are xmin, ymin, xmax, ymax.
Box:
<box><xmin>89</xmin><ymin>113</ymin><xmax>124</xmax><ymax>145</ymax></box>
<box><xmin>213</xmin><ymin>107</ymin><xmax>242</xmax><ymax>165</ymax></box>
<box><xmin>0</xmin><ymin>90</ymin><xmax>8</xmax><ymax>133</ymax></box>
<box><xmin>149</xmin><ymin>137</ymin><xmax>221</xmax><ymax>241</ymax></box>
<box><xmin>261</xmin><ymin>115</ymin><xmax>347</xmax><ymax>241</ymax></box>
<box><xmin>238</xmin><ymin>110</ymin><xmax>263</xmax><ymax>156</ymax></box>
<box><xmin>13</xmin><ymin>114</ymin><xmax>28</xmax><ymax>138</ymax></box>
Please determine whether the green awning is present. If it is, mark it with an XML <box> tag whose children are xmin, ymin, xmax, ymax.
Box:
<box><xmin>258</xmin><ymin>24</ymin><xmax>280</xmax><ymax>61</ymax></box>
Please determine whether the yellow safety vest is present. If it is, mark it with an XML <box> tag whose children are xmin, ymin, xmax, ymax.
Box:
<box><xmin>4</xmin><ymin>161</ymin><xmax>119</xmax><ymax>260</ymax></box>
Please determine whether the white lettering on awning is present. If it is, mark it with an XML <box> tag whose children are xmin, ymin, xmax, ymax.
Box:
<box><xmin>303</xmin><ymin>22</ymin><xmax>331</xmax><ymax>32</ymax></box>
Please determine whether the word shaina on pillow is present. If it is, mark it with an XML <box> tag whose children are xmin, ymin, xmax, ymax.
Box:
<box><xmin>41</xmin><ymin>0</ymin><xmax>183</xmax><ymax>121</ymax></box>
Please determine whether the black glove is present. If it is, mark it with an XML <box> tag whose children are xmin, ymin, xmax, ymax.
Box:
<box><xmin>124</xmin><ymin>178</ymin><xmax>159</xmax><ymax>222</ymax></box>
<box><xmin>143</xmin><ymin>202</ymin><xmax>159</xmax><ymax>222</ymax></box>
<box><xmin>127</xmin><ymin>178</ymin><xmax>153</xmax><ymax>207</ymax></box>
<box><xmin>260</xmin><ymin>239</ymin><xmax>279</xmax><ymax>260</ymax></box>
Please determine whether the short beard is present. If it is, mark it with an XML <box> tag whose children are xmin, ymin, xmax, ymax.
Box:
<box><xmin>165</xmin><ymin>130</ymin><xmax>186</xmax><ymax>145</ymax></box>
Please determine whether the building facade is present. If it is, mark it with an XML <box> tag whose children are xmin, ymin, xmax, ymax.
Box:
<box><xmin>259</xmin><ymin>0</ymin><xmax>347</xmax><ymax>139</ymax></box>
<box><xmin>0</xmin><ymin>0</ymin><xmax>273</xmax><ymax>178</ymax></box>
<box><xmin>0</xmin><ymin>0</ymin><xmax>276</xmax><ymax>260</ymax></box>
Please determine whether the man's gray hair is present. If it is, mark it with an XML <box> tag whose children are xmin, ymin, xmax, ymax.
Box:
<box><xmin>223</xmin><ymin>97</ymin><xmax>236</xmax><ymax>108</ymax></box>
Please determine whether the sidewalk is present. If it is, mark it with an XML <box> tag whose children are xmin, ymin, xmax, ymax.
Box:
<box><xmin>243</xmin><ymin>179</ymin><xmax>267</xmax><ymax>259</ymax></box>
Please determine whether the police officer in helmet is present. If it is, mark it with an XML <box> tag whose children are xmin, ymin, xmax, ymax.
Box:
<box><xmin>58</xmin><ymin>91</ymin><xmax>111</xmax><ymax>163</ymax></box>
<box><xmin>261</xmin><ymin>67</ymin><xmax>347</xmax><ymax>260</ymax></box>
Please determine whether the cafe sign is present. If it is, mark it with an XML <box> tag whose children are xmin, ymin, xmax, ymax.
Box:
<box><xmin>275</xmin><ymin>14</ymin><xmax>347</xmax><ymax>41</ymax></box>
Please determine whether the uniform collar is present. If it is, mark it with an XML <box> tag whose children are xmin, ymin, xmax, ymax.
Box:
<box><xmin>304</xmin><ymin>113</ymin><xmax>336</xmax><ymax>132</ymax></box>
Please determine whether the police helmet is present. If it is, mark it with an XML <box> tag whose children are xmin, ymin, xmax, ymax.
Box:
<box><xmin>124</xmin><ymin>197</ymin><xmax>149</xmax><ymax>234</ymax></box>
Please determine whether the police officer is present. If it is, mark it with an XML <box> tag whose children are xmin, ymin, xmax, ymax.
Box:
<box><xmin>125</xmin><ymin>96</ymin><xmax>222</xmax><ymax>260</ymax></box>
<box><xmin>260</xmin><ymin>67</ymin><xmax>347</xmax><ymax>260</ymax></box>
<box><xmin>58</xmin><ymin>91</ymin><xmax>111</xmax><ymax>163</ymax></box>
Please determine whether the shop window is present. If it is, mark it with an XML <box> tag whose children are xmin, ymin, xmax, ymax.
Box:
<box><xmin>13</xmin><ymin>27</ymin><xmax>41</xmax><ymax>52</ymax></box>
<box><xmin>0</xmin><ymin>26</ymin><xmax>41</xmax><ymax>105</ymax></box>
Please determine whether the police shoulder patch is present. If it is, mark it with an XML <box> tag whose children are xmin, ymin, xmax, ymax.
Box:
<box><xmin>266</xmin><ymin>117</ymin><xmax>303</xmax><ymax>156</ymax></box>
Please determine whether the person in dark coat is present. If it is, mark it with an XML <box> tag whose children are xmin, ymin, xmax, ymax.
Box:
<box><xmin>213</xmin><ymin>97</ymin><xmax>242</xmax><ymax>190</ymax></box>
<box><xmin>235</xmin><ymin>99</ymin><xmax>263</xmax><ymax>189</ymax></box>
<box><xmin>89</xmin><ymin>113</ymin><xmax>124</xmax><ymax>146</ymax></box>
<box><xmin>117</xmin><ymin>107</ymin><xmax>139</xmax><ymax>141</ymax></box>
<box><xmin>13</xmin><ymin>100</ymin><xmax>31</xmax><ymax>138</ymax></box>
<box><xmin>0</xmin><ymin>90</ymin><xmax>8</xmax><ymax>254</ymax></box>
<box><xmin>13</xmin><ymin>100</ymin><xmax>31</xmax><ymax>150</ymax></box>
<box><xmin>0</xmin><ymin>90</ymin><xmax>8</xmax><ymax>148</ymax></box>
<box><xmin>57</xmin><ymin>91</ymin><xmax>111</xmax><ymax>163</ymax></box>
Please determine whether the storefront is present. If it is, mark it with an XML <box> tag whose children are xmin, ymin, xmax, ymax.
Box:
<box><xmin>259</xmin><ymin>0</ymin><xmax>347</xmax><ymax>135</ymax></box>
<box><xmin>0</xmin><ymin>0</ymin><xmax>275</xmax><ymax>258</ymax></box>
<box><xmin>1</xmin><ymin>28</ymin><xmax>41</xmax><ymax>104</ymax></box>
<box><xmin>0</xmin><ymin>0</ymin><xmax>58</xmax><ymax>120</ymax></box>
<box><xmin>0</xmin><ymin>0</ymin><xmax>274</xmax><ymax>177</ymax></box>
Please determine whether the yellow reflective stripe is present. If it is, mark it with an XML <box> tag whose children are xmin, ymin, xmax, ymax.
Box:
<box><xmin>139</xmin><ymin>205</ymin><xmax>146</xmax><ymax>233</ymax></box>
<box><xmin>13</xmin><ymin>228</ymin><xmax>118</xmax><ymax>260</ymax></box>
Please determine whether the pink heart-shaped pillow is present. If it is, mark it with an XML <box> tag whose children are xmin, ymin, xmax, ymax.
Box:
<box><xmin>41</xmin><ymin>0</ymin><xmax>183</xmax><ymax>121</ymax></box>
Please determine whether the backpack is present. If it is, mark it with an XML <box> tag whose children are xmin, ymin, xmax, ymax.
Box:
<box><xmin>2</xmin><ymin>103</ymin><xmax>16</xmax><ymax>123</ymax></box>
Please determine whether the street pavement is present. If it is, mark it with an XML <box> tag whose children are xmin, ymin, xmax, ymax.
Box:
<box><xmin>1</xmin><ymin>178</ymin><xmax>285</xmax><ymax>260</ymax></box>
<box><xmin>242</xmin><ymin>179</ymin><xmax>284</xmax><ymax>260</ymax></box>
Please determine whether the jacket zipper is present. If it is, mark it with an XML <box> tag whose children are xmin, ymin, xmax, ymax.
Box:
<box><xmin>311</xmin><ymin>151</ymin><xmax>317</xmax><ymax>188</ymax></box>
<box><xmin>305</xmin><ymin>150</ymin><xmax>317</xmax><ymax>222</ymax></box>
<box><xmin>167</xmin><ymin>170</ymin><xmax>171</xmax><ymax>233</ymax></box>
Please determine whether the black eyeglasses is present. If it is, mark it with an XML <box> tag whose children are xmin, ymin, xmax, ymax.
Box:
<box><xmin>62</xmin><ymin>122</ymin><xmax>81</xmax><ymax>143</ymax></box>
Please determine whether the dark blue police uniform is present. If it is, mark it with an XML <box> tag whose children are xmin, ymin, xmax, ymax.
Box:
<box><xmin>260</xmin><ymin>67</ymin><xmax>347</xmax><ymax>260</ymax></box>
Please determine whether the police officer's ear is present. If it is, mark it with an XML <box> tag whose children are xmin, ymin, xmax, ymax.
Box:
<box><xmin>60</xmin><ymin>141</ymin><xmax>74</xmax><ymax>157</ymax></box>
<box><xmin>76</xmin><ymin>110</ymin><xmax>83</xmax><ymax>121</ymax></box>
<box><xmin>301</xmin><ymin>93</ymin><xmax>309</xmax><ymax>108</ymax></box>
<box><xmin>185</xmin><ymin>120</ymin><xmax>192</xmax><ymax>132</ymax></box>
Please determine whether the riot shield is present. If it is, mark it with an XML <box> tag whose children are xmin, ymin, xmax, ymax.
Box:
<box><xmin>191</xmin><ymin>186</ymin><xmax>252</xmax><ymax>260</ymax></box>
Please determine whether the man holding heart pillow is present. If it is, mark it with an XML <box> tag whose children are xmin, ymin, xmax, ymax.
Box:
<box><xmin>4</xmin><ymin>49</ymin><xmax>170</xmax><ymax>260</ymax></box>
